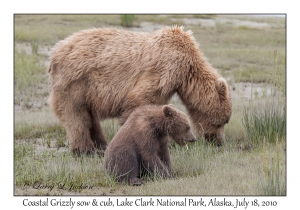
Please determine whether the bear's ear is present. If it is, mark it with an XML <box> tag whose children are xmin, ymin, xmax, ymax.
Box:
<box><xmin>216</xmin><ymin>78</ymin><xmax>229</xmax><ymax>101</ymax></box>
<box><xmin>163</xmin><ymin>105</ymin><xmax>175</xmax><ymax>117</ymax></box>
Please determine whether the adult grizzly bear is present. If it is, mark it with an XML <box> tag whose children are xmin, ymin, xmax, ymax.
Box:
<box><xmin>104</xmin><ymin>104</ymin><xmax>196</xmax><ymax>185</ymax></box>
<box><xmin>48</xmin><ymin>26</ymin><xmax>232</xmax><ymax>154</ymax></box>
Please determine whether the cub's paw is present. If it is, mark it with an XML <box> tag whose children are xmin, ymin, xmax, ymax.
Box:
<box><xmin>130</xmin><ymin>177</ymin><xmax>143</xmax><ymax>186</ymax></box>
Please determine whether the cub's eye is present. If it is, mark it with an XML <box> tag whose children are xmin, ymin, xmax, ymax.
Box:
<box><xmin>186</xmin><ymin>126</ymin><xmax>190</xmax><ymax>131</ymax></box>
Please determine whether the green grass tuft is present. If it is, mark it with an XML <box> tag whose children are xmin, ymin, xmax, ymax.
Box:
<box><xmin>243</xmin><ymin>101</ymin><xmax>286</xmax><ymax>145</ymax></box>
<box><xmin>31</xmin><ymin>38</ymin><xmax>40</xmax><ymax>54</ymax></box>
<box><xmin>120</xmin><ymin>15</ymin><xmax>135</xmax><ymax>27</ymax></box>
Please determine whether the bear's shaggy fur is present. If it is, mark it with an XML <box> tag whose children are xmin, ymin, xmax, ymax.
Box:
<box><xmin>104</xmin><ymin>104</ymin><xmax>196</xmax><ymax>185</ymax></box>
<box><xmin>48</xmin><ymin>26</ymin><xmax>232</xmax><ymax>153</ymax></box>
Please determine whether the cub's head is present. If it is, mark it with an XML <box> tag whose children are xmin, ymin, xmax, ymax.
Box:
<box><xmin>163</xmin><ymin>104</ymin><xmax>196</xmax><ymax>146</ymax></box>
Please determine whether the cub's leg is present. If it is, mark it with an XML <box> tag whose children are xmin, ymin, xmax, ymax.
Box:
<box><xmin>105</xmin><ymin>144</ymin><xmax>142</xmax><ymax>185</ymax></box>
<box><xmin>129</xmin><ymin>177</ymin><xmax>143</xmax><ymax>186</ymax></box>
<box><xmin>158</xmin><ymin>137</ymin><xmax>172</xmax><ymax>170</ymax></box>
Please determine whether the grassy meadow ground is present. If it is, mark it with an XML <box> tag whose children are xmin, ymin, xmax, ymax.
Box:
<box><xmin>14</xmin><ymin>14</ymin><xmax>286</xmax><ymax>196</ymax></box>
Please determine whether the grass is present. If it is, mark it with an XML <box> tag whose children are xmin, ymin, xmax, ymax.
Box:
<box><xmin>14</xmin><ymin>143</ymin><xmax>108</xmax><ymax>190</ymax></box>
<box><xmin>259</xmin><ymin>139</ymin><xmax>286</xmax><ymax>196</ymax></box>
<box><xmin>14</xmin><ymin>137</ymin><xmax>285</xmax><ymax>195</ymax></box>
<box><xmin>243</xmin><ymin>100</ymin><xmax>286</xmax><ymax>145</ymax></box>
<box><xmin>14</xmin><ymin>49</ymin><xmax>48</xmax><ymax>109</ymax></box>
<box><xmin>30</xmin><ymin>38</ymin><xmax>40</xmax><ymax>54</ymax></box>
<box><xmin>242</xmin><ymin>49</ymin><xmax>286</xmax><ymax>146</ymax></box>
<box><xmin>14</xmin><ymin>109</ymin><xmax>61</xmax><ymax>139</ymax></box>
<box><xmin>120</xmin><ymin>15</ymin><xmax>135</xmax><ymax>27</ymax></box>
<box><xmin>14</xmin><ymin>50</ymin><xmax>44</xmax><ymax>91</ymax></box>
<box><xmin>14</xmin><ymin>15</ymin><xmax>121</xmax><ymax>45</ymax></box>
<box><xmin>14</xmin><ymin>14</ymin><xmax>286</xmax><ymax>195</ymax></box>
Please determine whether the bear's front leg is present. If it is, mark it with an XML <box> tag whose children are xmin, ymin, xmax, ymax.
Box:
<box><xmin>158</xmin><ymin>137</ymin><xmax>172</xmax><ymax>170</ymax></box>
<box><xmin>129</xmin><ymin>177</ymin><xmax>143</xmax><ymax>186</ymax></box>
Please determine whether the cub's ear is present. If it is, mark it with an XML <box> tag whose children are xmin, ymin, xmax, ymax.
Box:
<box><xmin>216</xmin><ymin>78</ymin><xmax>229</xmax><ymax>101</ymax></box>
<box><xmin>163</xmin><ymin>105</ymin><xmax>175</xmax><ymax>117</ymax></box>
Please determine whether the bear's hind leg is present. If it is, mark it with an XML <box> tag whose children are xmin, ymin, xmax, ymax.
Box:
<box><xmin>64</xmin><ymin>108</ymin><xmax>96</xmax><ymax>155</ymax></box>
<box><xmin>90</xmin><ymin>113</ymin><xmax>107</xmax><ymax>151</ymax></box>
<box><xmin>122</xmin><ymin>153</ymin><xmax>143</xmax><ymax>186</ymax></box>
<box><xmin>50</xmin><ymin>79</ymin><xmax>96</xmax><ymax>155</ymax></box>
<box><xmin>108</xmin><ymin>145</ymin><xmax>141</xmax><ymax>185</ymax></box>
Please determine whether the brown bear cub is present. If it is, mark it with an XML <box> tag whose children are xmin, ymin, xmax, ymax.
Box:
<box><xmin>104</xmin><ymin>104</ymin><xmax>196</xmax><ymax>185</ymax></box>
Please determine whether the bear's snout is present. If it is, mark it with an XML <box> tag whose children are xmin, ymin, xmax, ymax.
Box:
<box><xmin>185</xmin><ymin>137</ymin><xmax>196</xmax><ymax>143</ymax></box>
<box><xmin>184</xmin><ymin>131</ymin><xmax>196</xmax><ymax>143</ymax></box>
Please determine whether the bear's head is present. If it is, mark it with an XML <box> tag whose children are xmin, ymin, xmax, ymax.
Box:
<box><xmin>163</xmin><ymin>104</ymin><xmax>196</xmax><ymax>146</ymax></box>
<box><xmin>191</xmin><ymin>77</ymin><xmax>232</xmax><ymax>146</ymax></box>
